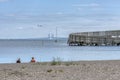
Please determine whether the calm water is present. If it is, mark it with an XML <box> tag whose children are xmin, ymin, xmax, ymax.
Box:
<box><xmin>0</xmin><ymin>39</ymin><xmax>120</xmax><ymax>63</ymax></box>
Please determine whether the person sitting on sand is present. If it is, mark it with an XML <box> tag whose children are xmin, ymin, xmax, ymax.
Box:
<box><xmin>31</xmin><ymin>57</ymin><xmax>36</xmax><ymax>63</ymax></box>
<box><xmin>16</xmin><ymin>58</ymin><xmax>21</xmax><ymax>63</ymax></box>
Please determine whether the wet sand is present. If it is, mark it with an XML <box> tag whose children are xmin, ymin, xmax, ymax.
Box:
<box><xmin>0</xmin><ymin>60</ymin><xmax>120</xmax><ymax>80</ymax></box>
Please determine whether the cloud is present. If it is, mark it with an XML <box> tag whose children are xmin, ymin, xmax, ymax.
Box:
<box><xmin>17</xmin><ymin>27</ymin><xmax>24</xmax><ymax>30</ymax></box>
<box><xmin>72</xmin><ymin>3</ymin><xmax>101</xmax><ymax>11</ymax></box>
<box><xmin>56</xmin><ymin>12</ymin><xmax>64</xmax><ymax>15</ymax></box>
<box><xmin>0</xmin><ymin>0</ymin><xmax>9</xmax><ymax>2</ymax></box>
<box><xmin>73</xmin><ymin>3</ymin><xmax>100</xmax><ymax>7</ymax></box>
<box><xmin>5</xmin><ymin>14</ymin><xmax>16</xmax><ymax>17</ymax></box>
<box><xmin>5</xmin><ymin>14</ymin><xmax>29</xmax><ymax>18</ymax></box>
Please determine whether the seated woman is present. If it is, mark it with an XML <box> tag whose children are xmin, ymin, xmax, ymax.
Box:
<box><xmin>16</xmin><ymin>58</ymin><xmax>21</xmax><ymax>63</ymax></box>
<box><xmin>31</xmin><ymin>57</ymin><xmax>36</xmax><ymax>63</ymax></box>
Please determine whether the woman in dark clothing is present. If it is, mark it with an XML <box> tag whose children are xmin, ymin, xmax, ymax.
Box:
<box><xmin>16</xmin><ymin>58</ymin><xmax>21</xmax><ymax>63</ymax></box>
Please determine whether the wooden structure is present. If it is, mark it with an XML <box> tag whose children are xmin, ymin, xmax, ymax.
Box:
<box><xmin>68</xmin><ymin>30</ymin><xmax>120</xmax><ymax>46</ymax></box>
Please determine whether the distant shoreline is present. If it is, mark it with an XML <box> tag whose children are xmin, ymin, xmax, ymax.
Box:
<box><xmin>0</xmin><ymin>37</ymin><xmax>67</xmax><ymax>41</ymax></box>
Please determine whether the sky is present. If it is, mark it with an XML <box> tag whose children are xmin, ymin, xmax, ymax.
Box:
<box><xmin>0</xmin><ymin>0</ymin><xmax>120</xmax><ymax>39</ymax></box>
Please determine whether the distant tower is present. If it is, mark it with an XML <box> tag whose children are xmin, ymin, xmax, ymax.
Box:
<box><xmin>48</xmin><ymin>33</ymin><xmax>54</xmax><ymax>40</ymax></box>
<box><xmin>55</xmin><ymin>27</ymin><xmax>58</xmax><ymax>42</ymax></box>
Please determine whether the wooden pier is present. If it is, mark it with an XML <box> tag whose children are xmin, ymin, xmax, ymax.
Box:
<box><xmin>68</xmin><ymin>30</ymin><xmax>120</xmax><ymax>46</ymax></box>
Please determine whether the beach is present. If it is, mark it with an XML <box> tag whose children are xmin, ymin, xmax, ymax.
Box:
<box><xmin>0</xmin><ymin>60</ymin><xmax>120</xmax><ymax>80</ymax></box>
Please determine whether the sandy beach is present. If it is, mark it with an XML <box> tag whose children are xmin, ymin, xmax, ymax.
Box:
<box><xmin>0</xmin><ymin>60</ymin><xmax>120</xmax><ymax>80</ymax></box>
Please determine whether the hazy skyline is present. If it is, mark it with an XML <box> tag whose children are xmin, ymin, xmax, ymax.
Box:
<box><xmin>0</xmin><ymin>0</ymin><xmax>120</xmax><ymax>39</ymax></box>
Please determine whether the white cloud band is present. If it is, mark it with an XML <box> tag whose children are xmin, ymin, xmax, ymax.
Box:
<box><xmin>0</xmin><ymin>0</ymin><xmax>9</xmax><ymax>2</ymax></box>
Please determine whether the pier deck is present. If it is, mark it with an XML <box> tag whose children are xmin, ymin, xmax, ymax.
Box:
<box><xmin>68</xmin><ymin>30</ymin><xmax>120</xmax><ymax>46</ymax></box>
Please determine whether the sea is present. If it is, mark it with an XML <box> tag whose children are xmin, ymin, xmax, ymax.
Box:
<box><xmin>0</xmin><ymin>38</ymin><xmax>120</xmax><ymax>63</ymax></box>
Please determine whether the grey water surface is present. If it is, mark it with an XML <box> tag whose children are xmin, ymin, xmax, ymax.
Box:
<box><xmin>0</xmin><ymin>39</ymin><xmax>120</xmax><ymax>63</ymax></box>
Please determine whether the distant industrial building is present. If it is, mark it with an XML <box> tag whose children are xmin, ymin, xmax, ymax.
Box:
<box><xmin>68</xmin><ymin>30</ymin><xmax>120</xmax><ymax>46</ymax></box>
